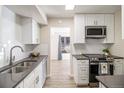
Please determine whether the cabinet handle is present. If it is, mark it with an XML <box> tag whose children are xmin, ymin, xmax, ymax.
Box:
<box><xmin>36</xmin><ymin>76</ymin><xmax>39</xmax><ymax>84</ymax></box>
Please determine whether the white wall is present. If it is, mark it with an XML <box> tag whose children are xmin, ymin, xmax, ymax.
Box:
<box><xmin>0</xmin><ymin>6</ymin><xmax>32</xmax><ymax>67</ymax></box>
<box><xmin>110</xmin><ymin>10</ymin><xmax>124</xmax><ymax>57</ymax></box>
<box><xmin>50</xmin><ymin>27</ymin><xmax>70</xmax><ymax>60</ymax></box>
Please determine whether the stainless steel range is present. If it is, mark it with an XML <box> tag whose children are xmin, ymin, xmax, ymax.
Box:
<box><xmin>83</xmin><ymin>54</ymin><xmax>114</xmax><ymax>84</ymax></box>
<box><xmin>83</xmin><ymin>54</ymin><xmax>114</xmax><ymax>62</ymax></box>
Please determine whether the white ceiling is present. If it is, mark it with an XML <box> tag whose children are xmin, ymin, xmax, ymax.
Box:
<box><xmin>39</xmin><ymin>5</ymin><xmax>121</xmax><ymax>18</ymax></box>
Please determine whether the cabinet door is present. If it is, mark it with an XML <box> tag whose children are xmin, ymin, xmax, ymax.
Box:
<box><xmin>15</xmin><ymin>81</ymin><xmax>24</xmax><ymax>88</ymax></box>
<box><xmin>85</xmin><ymin>14</ymin><xmax>96</xmax><ymax>26</ymax></box>
<box><xmin>95</xmin><ymin>14</ymin><xmax>105</xmax><ymax>25</ymax></box>
<box><xmin>34</xmin><ymin>64</ymin><xmax>41</xmax><ymax>88</ymax></box>
<box><xmin>104</xmin><ymin>14</ymin><xmax>114</xmax><ymax>43</ymax></box>
<box><xmin>114</xmin><ymin>59</ymin><xmax>123</xmax><ymax>75</ymax></box>
<box><xmin>42</xmin><ymin>59</ymin><xmax>47</xmax><ymax>85</ymax></box>
<box><xmin>32</xmin><ymin>20</ymin><xmax>40</xmax><ymax>44</ymax></box>
<box><xmin>74</xmin><ymin>15</ymin><xmax>85</xmax><ymax>43</ymax></box>
<box><xmin>73</xmin><ymin>57</ymin><xmax>78</xmax><ymax>83</ymax></box>
<box><xmin>21</xmin><ymin>18</ymin><xmax>32</xmax><ymax>44</ymax></box>
<box><xmin>85</xmin><ymin>14</ymin><xmax>104</xmax><ymax>26</ymax></box>
<box><xmin>24</xmin><ymin>71</ymin><xmax>35</xmax><ymax>88</ymax></box>
<box><xmin>22</xmin><ymin>18</ymin><xmax>40</xmax><ymax>44</ymax></box>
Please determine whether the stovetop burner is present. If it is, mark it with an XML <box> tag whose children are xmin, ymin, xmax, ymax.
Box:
<box><xmin>82</xmin><ymin>54</ymin><xmax>114</xmax><ymax>62</ymax></box>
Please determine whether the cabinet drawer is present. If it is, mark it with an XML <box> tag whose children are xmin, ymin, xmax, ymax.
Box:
<box><xmin>78</xmin><ymin>67</ymin><xmax>89</xmax><ymax>72</ymax></box>
<box><xmin>78</xmin><ymin>74</ymin><xmax>89</xmax><ymax>79</ymax></box>
<box><xmin>78</xmin><ymin>78</ymin><xmax>89</xmax><ymax>83</ymax></box>
<box><xmin>78</xmin><ymin>64</ymin><xmax>89</xmax><ymax>67</ymax></box>
<box><xmin>78</xmin><ymin>62</ymin><xmax>89</xmax><ymax>67</ymax></box>
<box><xmin>77</xmin><ymin>60</ymin><xmax>89</xmax><ymax>64</ymax></box>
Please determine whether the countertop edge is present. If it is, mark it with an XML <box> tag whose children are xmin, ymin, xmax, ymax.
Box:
<box><xmin>96</xmin><ymin>76</ymin><xmax>109</xmax><ymax>88</ymax></box>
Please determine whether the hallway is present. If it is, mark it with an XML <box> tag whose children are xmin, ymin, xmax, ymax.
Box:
<box><xmin>43</xmin><ymin>60</ymin><xmax>76</xmax><ymax>88</ymax></box>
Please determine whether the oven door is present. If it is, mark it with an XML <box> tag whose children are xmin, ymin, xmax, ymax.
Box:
<box><xmin>89</xmin><ymin>63</ymin><xmax>99</xmax><ymax>83</ymax></box>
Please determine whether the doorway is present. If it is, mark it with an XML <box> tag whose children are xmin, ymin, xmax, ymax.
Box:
<box><xmin>50</xmin><ymin>27</ymin><xmax>71</xmax><ymax>61</ymax></box>
<box><xmin>44</xmin><ymin>27</ymin><xmax>75</xmax><ymax>87</ymax></box>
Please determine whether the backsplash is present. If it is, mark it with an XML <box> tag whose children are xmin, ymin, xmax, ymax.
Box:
<box><xmin>73</xmin><ymin>39</ymin><xmax>112</xmax><ymax>54</ymax></box>
<box><xmin>0</xmin><ymin>41</ymin><xmax>33</xmax><ymax>67</ymax></box>
<box><xmin>0</xmin><ymin>6</ymin><xmax>34</xmax><ymax>67</ymax></box>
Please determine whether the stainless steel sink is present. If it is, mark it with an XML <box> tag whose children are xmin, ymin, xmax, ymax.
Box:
<box><xmin>17</xmin><ymin>62</ymin><xmax>35</xmax><ymax>67</ymax></box>
<box><xmin>0</xmin><ymin>61</ymin><xmax>36</xmax><ymax>74</ymax></box>
<box><xmin>2</xmin><ymin>66</ymin><xmax>29</xmax><ymax>74</ymax></box>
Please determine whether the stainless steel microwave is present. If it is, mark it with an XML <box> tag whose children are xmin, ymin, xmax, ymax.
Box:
<box><xmin>85</xmin><ymin>26</ymin><xmax>106</xmax><ymax>39</ymax></box>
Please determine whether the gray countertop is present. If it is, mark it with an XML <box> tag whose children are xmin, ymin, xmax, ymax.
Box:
<box><xmin>0</xmin><ymin>55</ymin><xmax>48</xmax><ymax>88</ymax></box>
<box><xmin>72</xmin><ymin>54</ymin><xmax>124</xmax><ymax>60</ymax></box>
<box><xmin>72</xmin><ymin>54</ymin><xmax>89</xmax><ymax>60</ymax></box>
<box><xmin>96</xmin><ymin>75</ymin><xmax>124</xmax><ymax>88</ymax></box>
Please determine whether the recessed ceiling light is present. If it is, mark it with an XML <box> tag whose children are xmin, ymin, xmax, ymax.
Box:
<box><xmin>65</xmin><ymin>5</ymin><xmax>75</xmax><ymax>10</ymax></box>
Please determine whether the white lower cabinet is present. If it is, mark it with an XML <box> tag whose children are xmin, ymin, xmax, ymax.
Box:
<box><xmin>114</xmin><ymin>59</ymin><xmax>124</xmax><ymax>75</ymax></box>
<box><xmin>42</xmin><ymin>59</ymin><xmax>47</xmax><ymax>85</ymax></box>
<box><xmin>15</xmin><ymin>58</ymin><xmax>47</xmax><ymax>88</ymax></box>
<box><xmin>34</xmin><ymin>63</ymin><xmax>42</xmax><ymax>88</ymax></box>
<box><xmin>24</xmin><ymin>71</ymin><xmax>35</xmax><ymax>88</ymax></box>
<box><xmin>73</xmin><ymin>57</ymin><xmax>89</xmax><ymax>86</ymax></box>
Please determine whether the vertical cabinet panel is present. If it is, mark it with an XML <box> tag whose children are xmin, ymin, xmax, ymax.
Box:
<box><xmin>104</xmin><ymin>14</ymin><xmax>114</xmax><ymax>43</ymax></box>
<box><xmin>23</xmin><ymin>71</ymin><xmax>35</xmax><ymax>88</ymax></box>
<box><xmin>85</xmin><ymin>14</ymin><xmax>96</xmax><ymax>26</ymax></box>
<box><xmin>85</xmin><ymin>14</ymin><xmax>104</xmax><ymax>26</ymax></box>
<box><xmin>32</xmin><ymin>20</ymin><xmax>40</xmax><ymax>44</ymax></box>
<box><xmin>22</xmin><ymin>17</ymin><xmax>40</xmax><ymax>44</ymax></box>
<box><xmin>74</xmin><ymin>15</ymin><xmax>85</xmax><ymax>43</ymax></box>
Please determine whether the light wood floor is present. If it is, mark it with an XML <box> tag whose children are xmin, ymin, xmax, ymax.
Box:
<box><xmin>43</xmin><ymin>60</ymin><xmax>77</xmax><ymax>88</ymax></box>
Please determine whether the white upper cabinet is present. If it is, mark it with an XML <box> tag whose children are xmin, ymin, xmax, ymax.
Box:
<box><xmin>22</xmin><ymin>17</ymin><xmax>40</xmax><ymax>44</ymax></box>
<box><xmin>104</xmin><ymin>14</ymin><xmax>114</xmax><ymax>43</ymax></box>
<box><xmin>74</xmin><ymin>14</ymin><xmax>115</xmax><ymax>44</ymax></box>
<box><xmin>74</xmin><ymin>14</ymin><xmax>85</xmax><ymax>43</ymax></box>
<box><xmin>85</xmin><ymin>14</ymin><xmax>104</xmax><ymax>26</ymax></box>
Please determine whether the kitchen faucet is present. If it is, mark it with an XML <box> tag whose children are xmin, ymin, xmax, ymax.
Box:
<box><xmin>9</xmin><ymin>45</ymin><xmax>24</xmax><ymax>65</ymax></box>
